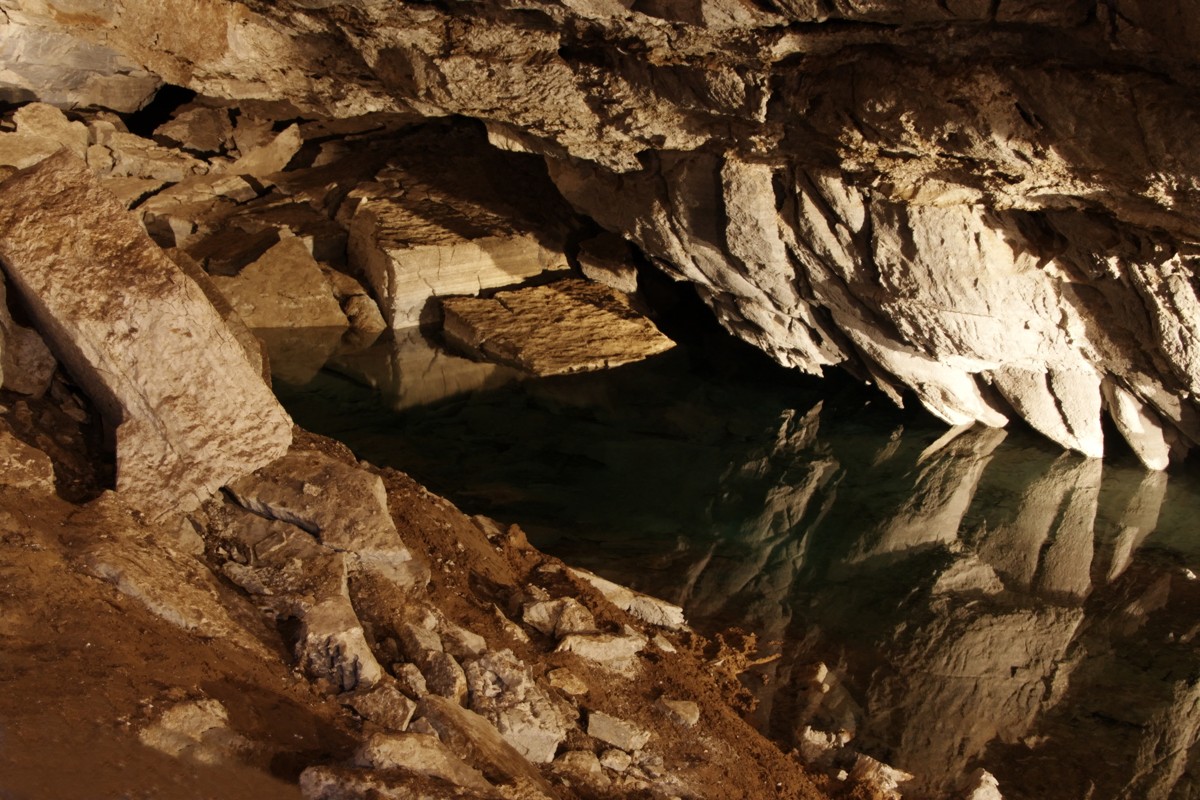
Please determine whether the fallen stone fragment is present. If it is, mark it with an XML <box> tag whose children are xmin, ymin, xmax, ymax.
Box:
<box><xmin>211</xmin><ymin>237</ymin><xmax>349</xmax><ymax>329</ymax></box>
<box><xmin>657</xmin><ymin>698</ymin><xmax>700</xmax><ymax>727</ymax></box>
<box><xmin>442</xmin><ymin>279</ymin><xmax>675</xmax><ymax>376</ymax></box>
<box><xmin>465</xmin><ymin>650</ymin><xmax>572</xmax><ymax>765</ymax></box>
<box><xmin>0</xmin><ymin>132</ymin><xmax>61</xmax><ymax>169</ymax></box>
<box><xmin>419</xmin><ymin>696</ymin><xmax>560</xmax><ymax>798</ymax></box>
<box><xmin>154</xmin><ymin>105</ymin><xmax>235</xmax><ymax>155</ymax></box>
<box><xmin>795</xmin><ymin>726</ymin><xmax>850</xmax><ymax>770</ymax></box>
<box><xmin>104</xmin><ymin>131</ymin><xmax>209</xmax><ymax>182</ymax></box>
<box><xmin>138</xmin><ymin>699</ymin><xmax>250</xmax><ymax>766</ymax></box>
<box><xmin>355</xmin><ymin>733</ymin><xmax>494</xmax><ymax>794</ymax></box>
<box><xmin>931</xmin><ymin>554</ymin><xmax>1006</xmax><ymax>596</ymax></box>
<box><xmin>547</xmin><ymin>668</ymin><xmax>588</xmax><ymax>697</ymax></box>
<box><xmin>324</xmin><ymin>269</ymin><xmax>387</xmax><ymax>334</ymax></box>
<box><xmin>343</xmin><ymin>681</ymin><xmax>418</xmax><ymax>732</ymax></box>
<box><xmin>0</xmin><ymin>425</ymin><xmax>55</xmax><ymax>490</ymax></box>
<box><xmin>569</xmin><ymin>567</ymin><xmax>687</xmax><ymax>630</ymax></box>
<box><xmin>522</xmin><ymin>597</ymin><xmax>596</xmax><ymax>639</ymax></box>
<box><xmin>849</xmin><ymin>754</ymin><xmax>915</xmax><ymax>799</ymax></box>
<box><xmin>424</xmin><ymin>651</ymin><xmax>469</xmax><ymax>705</ymax></box>
<box><xmin>13</xmin><ymin>103</ymin><xmax>87</xmax><ymax>158</ymax></box>
<box><xmin>599</xmin><ymin>748</ymin><xmax>632</xmax><ymax>773</ymax></box>
<box><xmin>226</xmin><ymin>123</ymin><xmax>302</xmax><ymax>178</ymax></box>
<box><xmin>553</xmin><ymin>751</ymin><xmax>611</xmax><ymax>788</ymax></box>
<box><xmin>440</xmin><ymin>621</ymin><xmax>488</xmax><ymax>660</ymax></box>
<box><xmin>556</xmin><ymin>631</ymin><xmax>646</xmax><ymax>676</ymax></box>
<box><xmin>960</xmin><ymin>768</ymin><xmax>1005</xmax><ymax>800</ymax></box>
<box><xmin>226</xmin><ymin>449</ymin><xmax>406</xmax><ymax>558</ymax></box>
<box><xmin>1102</xmin><ymin>380</ymin><xmax>1172</xmax><ymax>470</ymax></box>
<box><xmin>586</xmin><ymin>710</ymin><xmax>651</xmax><ymax>752</ymax></box>
<box><xmin>0</xmin><ymin>151</ymin><xmax>293</xmax><ymax>521</ymax></box>
<box><xmin>393</xmin><ymin>663</ymin><xmax>428</xmax><ymax>699</ymax></box>
<box><xmin>300</xmin><ymin>765</ymin><xmax>497</xmax><ymax>800</ymax></box>
<box><xmin>348</xmin><ymin>192</ymin><xmax>568</xmax><ymax>328</ymax></box>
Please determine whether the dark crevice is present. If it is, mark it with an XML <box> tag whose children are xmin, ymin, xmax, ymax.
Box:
<box><xmin>122</xmin><ymin>84</ymin><xmax>196</xmax><ymax>138</ymax></box>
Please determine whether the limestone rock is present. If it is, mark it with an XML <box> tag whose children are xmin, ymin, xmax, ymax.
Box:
<box><xmin>569</xmin><ymin>568</ymin><xmax>687</xmax><ymax>631</ymax></box>
<box><xmin>300</xmin><ymin>765</ymin><xmax>496</xmax><ymax>800</ymax></box>
<box><xmin>585</xmin><ymin>710</ymin><xmax>651</xmax><ymax>752</ymax></box>
<box><xmin>0</xmin><ymin>151</ymin><xmax>293</xmax><ymax>521</ymax></box>
<box><xmin>556</xmin><ymin>631</ymin><xmax>646</xmax><ymax>676</ymax></box>
<box><xmin>347</xmin><ymin>193</ymin><xmax>568</xmax><ymax>329</ymax></box>
<box><xmin>553</xmin><ymin>751</ymin><xmax>611</xmax><ymax>789</ymax></box>
<box><xmin>547</xmin><ymin>668</ymin><xmax>588</xmax><ymax>697</ymax></box>
<box><xmin>102</xmin><ymin>131</ymin><xmax>209</xmax><ymax>182</ymax></box>
<box><xmin>13</xmin><ymin>103</ymin><xmax>87</xmax><ymax>157</ymax></box>
<box><xmin>577</xmin><ymin>233</ymin><xmax>640</xmax><ymax>295</ymax></box>
<box><xmin>226</xmin><ymin>123</ymin><xmax>301</xmax><ymax>178</ymax></box>
<box><xmin>464</xmin><ymin>650</ymin><xmax>571</xmax><ymax>765</ymax></box>
<box><xmin>849</xmin><ymin>754</ymin><xmax>915</xmax><ymax>799</ymax></box>
<box><xmin>210</xmin><ymin>237</ymin><xmax>349</xmax><ymax>330</ymax></box>
<box><xmin>355</xmin><ymin>732</ymin><xmax>494</xmax><ymax>794</ymax></box>
<box><xmin>138</xmin><ymin>699</ymin><xmax>249</xmax><ymax>766</ymax></box>
<box><xmin>442</xmin><ymin>280</ymin><xmax>676</xmax><ymax>376</ymax></box>
<box><xmin>154</xmin><ymin>105</ymin><xmax>235</xmax><ymax>155</ymax></box>
<box><xmin>522</xmin><ymin>597</ymin><xmax>596</xmax><ymax>639</ymax></box>
<box><xmin>960</xmin><ymin>768</ymin><xmax>1005</xmax><ymax>800</ymax></box>
<box><xmin>418</xmin><ymin>695</ymin><xmax>559</xmax><ymax>796</ymax></box>
<box><xmin>343</xmin><ymin>681</ymin><xmax>418</xmax><ymax>731</ymax></box>
<box><xmin>226</xmin><ymin>449</ymin><xmax>406</xmax><ymax>558</ymax></box>
<box><xmin>657</xmin><ymin>699</ymin><xmax>700</xmax><ymax>728</ymax></box>
<box><xmin>0</xmin><ymin>132</ymin><xmax>60</xmax><ymax>169</ymax></box>
<box><xmin>598</xmin><ymin>749</ymin><xmax>631</xmax><ymax>773</ymax></box>
<box><xmin>424</xmin><ymin>651</ymin><xmax>469</xmax><ymax>705</ymax></box>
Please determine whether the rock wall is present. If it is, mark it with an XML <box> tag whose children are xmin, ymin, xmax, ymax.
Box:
<box><xmin>3</xmin><ymin>0</ymin><xmax>1199</xmax><ymax>466</ymax></box>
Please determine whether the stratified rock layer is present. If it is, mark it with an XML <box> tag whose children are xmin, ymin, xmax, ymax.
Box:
<box><xmin>0</xmin><ymin>151</ymin><xmax>293</xmax><ymax>520</ymax></box>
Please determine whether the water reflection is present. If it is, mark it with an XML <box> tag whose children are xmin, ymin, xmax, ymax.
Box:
<box><xmin>270</xmin><ymin>330</ymin><xmax>1200</xmax><ymax>800</ymax></box>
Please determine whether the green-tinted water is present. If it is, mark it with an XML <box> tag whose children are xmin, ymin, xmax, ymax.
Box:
<box><xmin>272</xmin><ymin>328</ymin><xmax>1200</xmax><ymax>800</ymax></box>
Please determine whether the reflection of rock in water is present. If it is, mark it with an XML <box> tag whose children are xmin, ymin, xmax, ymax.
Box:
<box><xmin>674</xmin><ymin>407</ymin><xmax>1199</xmax><ymax>798</ymax></box>
<box><xmin>325</xmin><ymin>327</ymin><xmax>525</xmax><ymax>410</ymax></box>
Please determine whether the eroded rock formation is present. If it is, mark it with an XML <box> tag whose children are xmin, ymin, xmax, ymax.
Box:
<box><xmin>4</xmin><ymin>0</ymin><xmax>1199</xmax><ymax>466</ymax></box>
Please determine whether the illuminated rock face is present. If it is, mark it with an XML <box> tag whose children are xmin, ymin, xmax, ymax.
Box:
<box><xmin>4</xmin><ymin>0</ymin><xmax>1200</xmax><ymax>465</ymax></box>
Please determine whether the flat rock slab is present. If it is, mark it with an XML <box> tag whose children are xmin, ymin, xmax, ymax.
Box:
<box><xmin>210</xmin><ymin>237</ymin><xmax>348</xmax><ymax>329</ymax></box>
<box><xmin>0</xmin><ymin>151</ymin><xmax>293</xmax><ymax>521</ymax></box>
<box><xmin>442</xmin><ymin>279</ymin><xmax>675</xmax><ymax>376</ymax></box>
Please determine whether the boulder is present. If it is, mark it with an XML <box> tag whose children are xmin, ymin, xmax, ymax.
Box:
<box><xmin>464</xmin><ymin>650</ymin><xmax>572</xmax><ymax>765</ymax></box>
<box><xmin>355</xmin><ymin>732</ymin><xmax>494</xmax><ymax>794</ymax></box>
<box><xmin>347</xmin><ymin>192</ymin><xmax>568</xmax><ymax>329</ymax></box>
<box><xmin>0</xmin><ymin>424</ymin><xmax>55</xmax><ymax>490</ymax></box>
<box><xmin>13</xmin><ymin>103</ymin><xmax>87</xmax><ymax>158</ymax></box>
<box><xmin>210</xmin><ymin>237</ymin><xmax>349</xmax><ymax>329</ymax></box>
<box><xmin>556</xmin><ymin>631</ymin><xmax>646</xmax><ymax>676</ymax></box>
<box><xmin>154</xmin><ymin>105</ymin><xmax>235</xmax><ymax>155</ymax></box>
<box><xmin>585</xmin><ymin>710</ymin><xmax>651</xmax><ymax>752</ymax></box>
<box><xmin>137</xmin><ymin>699</ymin><xmax>249</xmax><ymax>766</ymax></box>
<box><xmin>577</xmin><ymin>233</ymin><xmax>640</xmax><ymax>295</ymax></box>
<box><xmin>0</xmin><ymin>273</ymin><xmax>56</xmax><ymax>397</ymax></box>
<box><xmin>225</xmin><ymin>123</ymin><xmax>302</xmax><ymax>178</ymax></box>
<box><xmin>342</xmin><ymin>681</ymin><xmax>418</xmax><ymax>731</ymax></box>
<box><xmin>441</xmin><ymin>279</ymin><xmax>676</xmax><ymax>376</ymax></box>
<box><xmin>0</xmin><ymin>152</ymin><xmax>293</xmax><ymax>521</ymax></box>
<box><xmin>657</xmin><ymin>698</ymin><xmax>700</xmax><ymax>728</ymax></box>
<box><xmin>569</xmin><ymin>568</ymin><xmax>687</xmax><ymax>630</ymax></box>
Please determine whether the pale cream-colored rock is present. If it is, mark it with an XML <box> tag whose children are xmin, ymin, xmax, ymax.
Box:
<box><xmin>442</xmin><ymin>280</ymin><xmax>676</xmax><ymax>377</ymax></box>
<box><xmin>553</xmin><ymin>751</ymin><xmax>611</xmax><ymax>788</ymax></box>
<box><xmin>465</xmin><ymin>650</ymin><xmax>572</xmax><ymax>764</ymax></box>
<box><xmin>324</xmin><ymin>269</ymin><xmax>387</xmax><ymax>334</ymax></box>
<box><xmin>348</xmin><ymin>194</ymin><xmax>568</xmax><ymax>328</ymax></box>
<box><xmin>210</xmin><ymin>237</ymin><xmax>349</xmax><ymax>329</ymax></box>
<box><xmin>138</xmin><ymin>699</ymin><xmax>250</xmax><ymax>766</ymax></box>
<box><xmin>355</xmin><ymin>732</ymin><xmax>494</xmax><ymax>794</ymax></box>
<box><xmin>547</xmin><ymin>668</ymin><xmax>589</xmax><ymax>697</ymax></box>
<box><xmin>343</xmin><ymin>680</ymin><xmax>418</xmax><ymax>731</ymax></box>
<box><xmin>103</xmin><ymin>131</ymin><xmax>209</xmax><ymax>182</ymax></box>
<box><xmin>1102</xmin><ymin>380</ymin><xmax>1171</xmax><ymax>470</ymax></box>
<box><xmin>657</xmin><ymin>698</ymin><xmax>700</xmax><ymax>728</ymax></box>
<box><xmin>0</xmin><ymin>151</ymin><xmax>293</xmax><ymax>521</ymax></box>
<box><xmin>423</xmin><ymin>650</ymin><xmax>469</xmax><ymax>705</ymax></box>
<box><xmin>849</xmin><ymin>754</ymin><xmax>915</xmax><ymax>799</ymax></box>
<box><xmin>300</xmin><ymin>765</ymin><xmax>498</xmax><ymax>800</ymax></box>
<box><xmin>556</xmin><ymin>631</ymin><xmax>646</xmax><ymax>676</ymax></box>
<box><xmin>577</xmin><ymin>233</ymin><xmax>639</xmax><ymax>295</ymax></box>
<box><xmin>586</xmin><ymin>710</ymin><xmax>651</xmax><ymax>752</ymax></box>
<box><xmin>225</xmin><ymin>123</ymin><xmax>301</xmax><ymax>178</ymax></box>
<box><xmin>569</xmin><ymin>567</ymin><xmax>687</xmax><ymax>630</ymax></box>
<box><xmin>522</xmin><ymin>597</ymin><xmax>596</xmax><ymax>638</ymax></box>
<box><xmin>13</xmin><ymin>103</ymin><xmax>87</xmax><ymax>157</ymax></box>
<box><xmin>0</xmin><ymin>132</ymin><xmax>60</xmax><ymax>169</ymax></box>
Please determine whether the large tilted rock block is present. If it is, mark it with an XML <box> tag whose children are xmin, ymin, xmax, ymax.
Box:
<box><xmin>348</xmin><ymin>194</ymin><xmax>568</xmax><ymax>328</ymax></box>
<box><xmin>210</xmin><ymin>237</ymin><xmax>349</xmax><ymax>329</ymax></box>
<box><xmin>0</xmin><ymin>151</ymin><xmax>293</xmax><ymax>521</ymax></box>
<box><xmin>441</xmin><ymin>279</ymin><xmax>676</xmax><ymax>376</ymax></box>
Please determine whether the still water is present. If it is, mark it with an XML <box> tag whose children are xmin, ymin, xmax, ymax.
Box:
<box><xmin>269</xmin><ymin>327</ymin><xmax>1200</xmax><ymax>800</ymax></box>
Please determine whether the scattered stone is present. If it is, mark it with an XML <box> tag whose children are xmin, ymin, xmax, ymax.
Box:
<box><xmin>795</xmin><ymin>726</ymin><xmax>850</xmax><ymax>770</ymax></box>
<box><xmin>440</xmin><ymin>622</ymin><xmax>488</xmax><ymax>660</ymax></box>
<box><xmin>300</xmin><ymin>765</ymin><xmax>496</xmax><ymax>800</ymax></box>
<box><xmin>547</xmin><ymin>668</ymin><xmax>588</xmax><ymax>697</ymax></box>
<box><xmin>419</xmin><ymin>695</ymin><xmax>558</xmax><ymax>796</ymax></box>
<box><xmin>556</xmin><ymin>631</ymin><xmax>646</xmax><ymax>676</ymax></box>
<box><xmin>211</xmin><ymin>237</ymin><xmax>349</xmax><ymax>329</ymax></box>
<box><xmin>0</xmin><ymin>426</ymin><xmax>54</xmax><ymax>491</ymax></box>
<box><xmin>13</xmin><ymin>103</ymin><xmax>87</xmax><ymax>158</ymax></box>
<box><xmin>226</xmin><ymin>449</ymin><xmax>407</xmax><ymax>559</ymax></box>
<box><xmin>103</xmin><ymin>131</ymin><xmax>209</xmax><ymax>181</ymax></box>
<box><xmin>356</xmin><ymin>732</ymin><xmax>494</xmax><ymax>794</ymax></box>
<box><xmin>960</xmin><ymin>768</ymin><xmax>1005</xmax><ymax>800</ymax></box>
<box><xmin>577</xmin><ymin>233</ymin><xmax>639</xmax><ymax>295</ymax></box>
<box><xmin>399</xmin><ymin>620</ymin><xmax>444</xmax><ymax>661</ymax></box>
<box><xmin>226</xmin><ymin>123</ymin><xmax>302</xmax><ymax>178</ymax></box>
<box><xmin>442</xmin><ymin>279</ymin><xmax>675</xmax><ymax>376</ymax></box>
<box><xmin>393</xmin><ymin>662</ymin><xmax>429</xmax><ymax>699</ymax></box>
<box><xmin>324</xmin><ymin>269</ymin><xmax>387</xmax><ymax>334</ymax></box>
<box><xmin>347</xmin><ymin>192</ymin><xmax>568</xmax><ymax>328</ymax></box>
<box><xmin>586</xmin><ymin>711</ymin><xmax>650</xmax><ymax>753</ymax></box>
<box><xmin>522</xmin><ymin>597</ymin><xmax>596</xmax><ymax>639</ymax></box>
<box><xmin>0</xmin><ymin>151</ymin><xmax>293</xmax><ymax>521</ymax></box>
<box><xmin>424</xmin><ymin>651</ymin><xmax>470</xmax><ymax>705</ymax></box>
<box><xmin>154</xmin><ymin>105</ymin><xmax>235</xmax><ymax>155</ymax></box>
<box><xmin>849</xmin><ymin>753</ymin><xmax>915</xmax><ymax>799</ymax></box>
<box><xmin>657</xmin><ymin>698</ymin><xmax>700</xmax><ymax>727</ymax></box>
<box><xmin>651</xmin><ymin>634</ymin><xmax>677</xmax><ymax>654</ymax></box>
<box><xmin>0</xmin><ymin>132</ymin><xmax>61</xmax><ymax>169</ymax></box>
<box><xmin>138</xmin><ymin>699</ymin><xmax>249</xmax><ymax>766</ymax></box>
<box><xmin>465</xmin><ymin>650</ymin><xmax>572</xmax><ymax>764</ymax></box>
<box><xmin>569</xmin><ymin>567</ymin><xmax>687</xmax><ymax>630</ymax></box>
<box><xmin>343</xmin><ymin>681</ymin><xmax>418</xmax><ymax>731</ymax></box>
<box><xmin>931</xmin><ymin>554</ymin><xmax>1006</xmax><ymax>596</ymax></box>
<box><xmin>553</xmin><ymin>751</ymin><xmax>611</xmax><ymax>789</ymax></box>
<box><xmin>599</xmin><ymin>748</ymin><xmax>632</xmax><ymax>773</ymax></box>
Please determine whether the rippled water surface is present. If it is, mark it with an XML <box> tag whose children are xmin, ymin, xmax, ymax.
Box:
<box><xmin>271</xmin><ymin>328</ymin><xmax>1200</xmax><ymax>800</ymax></box>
